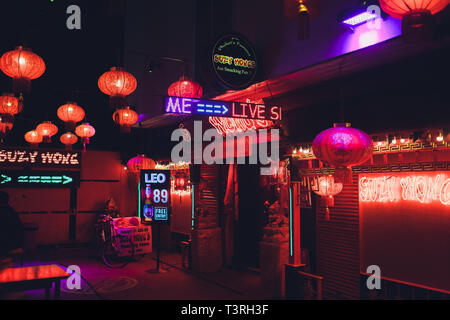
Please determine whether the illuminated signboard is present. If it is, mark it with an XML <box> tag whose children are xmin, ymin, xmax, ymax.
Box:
<box><xmin>359</xmin><ymin>172</ymin><xmax>450</xmax><ymax>205</ymax></box>
<box><xmin>0</xmin><ymin>171</ymin><xmax>80</xmax><ymax>188</ymax></box>
<box><xmin>359</xmin><ymin>171</ymin><xmax>450</xmax><ymax>292</ymax></box>
<box><xmin>140</xmin><ymin>170</ymin><xmax>171</xmax><ymax>224</ymax></box>
<box><xmin>164</xmin><ymin>96</ymin><xmax>282</xmax><ymax>121</ymax></box>
<box><xmin>0</xmin><ymin>148</ymin><xmax>81</xmax><ymax>169</ymax></box>
<box><xmin>211</xmin><ymin>33</ymin><xmax>257</xmax><ymax>89</ymax></box>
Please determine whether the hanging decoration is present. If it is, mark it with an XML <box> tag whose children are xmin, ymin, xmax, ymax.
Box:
<box><xmin>57</xmin><ymin>102</ymin><xmax>85</xmax><ymax>130</ymax></box>
<box><xmin>127</xmin><ymin>154</ymin><xmax>156</xmax><ymax>182</ymax></box>
<box><xmin>60</xmin><ymin>132</ymin><xmax>78</xmax><ymax>150</ymax></box>
<box><xmin>24</xmin><ymin>130</ymin><xmax>42</xmax><ymax>148</ymax></box>
<box><xmin>284</xmin><ymin>0</ymin><xmax>321</xmax><ymax>40</ymax></box>
<box><xmin>0</xmin><ymin>46</ymin><xmax>45</xmax><ymax>93</ymax></box>
<box><xmin>36</xmin><ymin>121</ymin><xmax>58</xmax><ymax>143</ymax></box>
<box><xmin>112</xmin><ymin>106</ymin><xmax>138</xmax><ymax>133</ymax></box>
<box><xmin>379</xmin><ymin>0</ymin><xmax>448</xmax><ymax>41</ymax></box>
<box><xmin>312</xmin><ymin>123</ymin><xmax>373</xmax><ymax>184</ymax></box>
<box><xmin>0</xmin><ymin>114</ymin><xmax>14</xmax><ymax>143</ymax></box>
<box><xmin>174</xmin><ymin>171</ymin><xmax>188</xmax><ymax>191</ymax></box>
<box><xmin>0</xmin><ymin>93</ymin><xmax>22</xmax><ymax>115</ymax></box>
<box><xmin>75</xmin><ymin>122</ymin><xmax>95</xmax><ymax>152</ymax></box>
<box><xmin>168</xmin><ymin>76</ymin><xmax>203</xmax><ymax>98</ymax></box>
<box><xmin>311</xmin><ymin>175</ymin><xmax>343</xmax><ymax>220</ymax></box>
<box><xmin>98</xmin><ymin>67</ymin><xmax>137</xmax><ymax>108</ymax></box>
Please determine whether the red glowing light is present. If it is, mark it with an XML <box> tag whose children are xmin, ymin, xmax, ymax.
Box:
<box><xmin>209</xmin><ymin>116</ymin><xmax>273</xmax><ymax>135</ymax></box>
<box><xmin>24</xmin><ymin>130</ymin><xmax>42</xmax><ymax>147</ymax></box>
<box><xmin>57</xmin><ymin>102</ymin><xmax>85</xmax><ymax>127</ymax></box>
<box><xmin>168</xmin><ymin>76</ymin><xmax>203</xmax><ymax>98</ymax></box>
<box><xmin>379</xmin><ymin>0</ymin><xmax>448</xmax><ymax>19</ymax></box>
<box><xmin>359</xmin><ymin>172</ymin><xmax>450</xmax><ymax>206</ymax></box>
<box><xmin>36</xmin><ymin>121</ymin><xmax>58</xmax><ymax>143</ymax></box>
<box><xmin>113</xmin><ymin>106</ymin><xmax>138</xmax><ymax>133</ymax></box>
<box><xmin>312</xmin><ymin>123</ymin><xmax>373</xmax><ymax>183</ymax></box>
<box><xmin>0</xmin><ymin>93</ymin><xmax>21</xmax><ymax>115</ymax></box>
<box><xmin>0</xmin><ymin>46</ymin><xmax>45</xmax><ymax>92</ymax></box>
<box><xmin>127</xmin><ymin>155</ymin><xmax>156</xmax><ymax>175</ymax></box>
<box><xmin>60</xmin><ymin>132</ymin><xmax>78</xmax><ymax>150</ymax></box>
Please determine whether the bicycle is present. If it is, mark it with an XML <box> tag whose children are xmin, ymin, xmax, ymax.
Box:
<box><xmin>97</xmin><ymin>215</ymin><xmax>135</xmax><ymax>268</ymax></box>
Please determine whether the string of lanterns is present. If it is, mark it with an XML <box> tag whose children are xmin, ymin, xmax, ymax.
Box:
<box><xmin>0</xmin><ymin>44</ymin><xmax>204</xmax><ymax>147</ymax></box>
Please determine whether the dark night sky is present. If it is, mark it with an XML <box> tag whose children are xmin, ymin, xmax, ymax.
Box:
<box><xmin>0</xmin><ymin>0</ymin><xmax>140</xmax><ymax>155</ymax></box>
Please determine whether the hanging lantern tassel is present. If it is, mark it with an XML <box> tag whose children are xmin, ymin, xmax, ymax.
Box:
<box><xmin>334</xmin><ymin>166</ymin><xmax>353</xmax><ymax>185</ymax></box>
<box><xmin>81</xmin><ymin>137</ymin><xmax>89</xmax><ymax>152</ymax></box>
<box><xmin>297</xmin><ymin>4</ymin><xmax>310</xmax><ymax>40</ymax></box>
<box><xmin>323</xmin><ymin>195</ymin><xmax>334</xmax><ymax>221</ymax></box>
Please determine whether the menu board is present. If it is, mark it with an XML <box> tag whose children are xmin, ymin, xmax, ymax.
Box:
<box><xmin>140</xmin><ymin>170</ymin><xmax>171</xmax><ymax>224</ymax></box>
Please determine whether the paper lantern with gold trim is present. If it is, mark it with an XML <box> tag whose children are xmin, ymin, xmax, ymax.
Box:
<box><xmin>0</xmin><ymin>46</ymin><xmax>45</xmax><ymax>93</ymax></box>
<box><xmin>168</xmin><ymin>76</ymin><xmax>203</xmax><ymax>98</ymax></box>
<box><xmin>98</xmin><ymin>67</ymin><xmax>137</xmax><ymax>108</ymax></box>
<box><xmin>36</xmin><ymin>121</ymin><xmax>58</xmax><ymax>143</ymax></box>
<box><xmin>60</xmin><ymin>132</ymin><xmax>78</xmax><ymax>150</ymax></box>
<box><xmin>113</xmin><ymin>106</ymin><xmax>138</xmax><ymax>133</ymax></box>
<box><xmin>312</xmin><ymin>123</ymin><xmax>373</xmax><ymax>184</ymax></box>
<box><xmin>57</xmin><ymin>102</ymin><xmax>85</xmax><ymax>130</ymax></box>
<box><xmin>0</xmin><ymin>93</ymin><xmax>22</xmax><ymax>115</ymax></box>
<box><xmin>379</xmin><ymin>0</ymin><xmax>449</xmax><ymax>41</ymax></box>
<box><xmin>25</xmin><ymin>130</ymin><xmax>42</xmax><ymax>148</ymax></box>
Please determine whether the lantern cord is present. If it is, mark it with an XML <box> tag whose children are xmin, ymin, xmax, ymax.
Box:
<box><xmin>338</xmin><ymin>60</ymin><xmax>345</xmax><ymax>123</ymax></box>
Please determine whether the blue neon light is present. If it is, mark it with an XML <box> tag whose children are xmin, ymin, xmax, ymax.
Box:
<box><xmin>164</xmin><ymin>96</ymin><xmax>281</xmax><ymax>121</ymax></box>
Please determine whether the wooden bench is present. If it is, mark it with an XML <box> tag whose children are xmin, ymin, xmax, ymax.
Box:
<box><xmin>0</xmin><ymin>264</ymin><xmax>70</xmax><ymax>299</ymax></box>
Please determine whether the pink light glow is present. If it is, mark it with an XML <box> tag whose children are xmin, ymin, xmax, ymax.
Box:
<box><xmin>358</xmin><ymin>30</ymin><xmax>379</xmax><ymax>48</ymax></box>
<box><xmin>359</xmin><ymin>172</ymin><xmax>450</xmax><ymax>205</ymax></box>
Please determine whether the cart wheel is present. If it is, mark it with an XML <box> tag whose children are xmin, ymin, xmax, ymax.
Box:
<box><xmin>102</xmin><ymin>235</ymin><xmax>134</xmax><ymax>268</ymax></box>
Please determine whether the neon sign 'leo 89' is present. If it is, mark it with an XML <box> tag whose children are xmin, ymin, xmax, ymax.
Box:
<box><xmin>359</xmin><ymin>172</ymin><xmax>450</xmax><ymax>205</ymax></box>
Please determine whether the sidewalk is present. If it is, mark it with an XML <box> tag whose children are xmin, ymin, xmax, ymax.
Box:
<box><xmin>3</xmin><ymin>246</ymin><xmax>268</xmax><ymax>300</ymax></box>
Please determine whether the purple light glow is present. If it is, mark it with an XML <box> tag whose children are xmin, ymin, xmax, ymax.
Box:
<box><xmin>342</xmin><ymin>11</ymin><xmax>378</xmax><ymax>26</ymax></box>
<box><xmin>340</xmin><ymin>17</ymin><xmax>402</xmax><ymax>52</ymax></box>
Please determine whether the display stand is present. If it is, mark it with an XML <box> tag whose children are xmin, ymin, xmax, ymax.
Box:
<box><xmin>146</xmin><ymin>224</ymin><xmax>168</xmax><ymax>273</ymax></box>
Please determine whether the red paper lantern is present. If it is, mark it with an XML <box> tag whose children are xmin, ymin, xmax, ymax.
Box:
<box><xmin>168</xmin><ymin>76</ymin><xmax>203</xmax><ymax>98</ymax></box>
<box><xmin>312</xmin><ymin>175</ymin><xmax>343</xmax><ymax>220</ymax></box>
<box><xmin>379</xmin><ymin>0</ymin><xmax>449</xmax><ymax>41</ymax></box>
<box><xmin>36</xmin><ymin>121</ymin><xmax>58</xmax><ymax>143</ymax></box>
<box><xmin>75</xmin><ymin>122</ymin><xmax>95</xmax><ymax>151</ymax></box>
<box><xmin>98</xmin><ymin>67</ymin><xmax>137</xmax><ymax>108</ymax></box>
<box><xmin>0</xmin><ymin>46</ymin><xmax>45</xmax><ymax>93</ymax></box>
<box><xmin>60</xmin><ymin>132</ymin><xmax>78</xmax><ymax>150</ymax></box>
<box><xmin>24</xmin><ymin>130</ymin><xmax>42</xmax><ymax>148</ymax></box>
<box><xmin>113</xmin><ymin>106</ymin><xmax>138</xmax><ymax>133</ymax></box>
<box><xmin>57</xmin><ymin>102</ymin><xmax>85</xmax><ymax>130</ymax></box>
<box><xmin>312</xmin><ymin>123</ymin><xmax>373</xmax><ymax>184</ymax></box>
<box><xmin>174</xmin><ymin>171</ymin><xmax>188</xmax><ymax>191</ymax></box>
<box><xmin>0</xmin><ymin>93</ymin><xmax>22</xmax><ymax>115</ymax></box>
<box><xmin>127</xmin><ymin>154</ymin><xmax>156</xmax><ymax>175</ymax></box>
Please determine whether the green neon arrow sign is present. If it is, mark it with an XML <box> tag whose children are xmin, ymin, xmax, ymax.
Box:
<box><xmin>0</xmin><ymin>174</ymin><xmax>12</xmax><ymax>184</ymax></box>
<box><xmin>62</xmin><ymin>175</ymin><xmax>73</xmax><ymax>184</ymax></box>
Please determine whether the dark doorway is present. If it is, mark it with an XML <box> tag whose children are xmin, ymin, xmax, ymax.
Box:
<box><xmin>300</xmin><ymin>194</ymin><xmax>317</xmax><ymax>273</ymax></box>
<box><xmin>234</xmin><ymin>164</ymin><xmax>265</xmax><ymax>269</ymax></box>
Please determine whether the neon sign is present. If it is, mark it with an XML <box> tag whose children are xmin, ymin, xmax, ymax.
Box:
<box><xmin>0</xmin><ymin>148</ymin><xmax>81</xmax><ymax>169</ymax></box>
<box><xmin>140</xmin><ymin>170</ymin><xmax>171</xmax><ymax>224</ymax></box>
<box><xmin>208</xmin><ymin>116</ymin><xmax>273</xmax><ymax>135</ymax></box>
<box><xmin>359</xmin><ymin>172</ymin><xmax>450</xmax><ymax>205</ymax></box>
<box><xmin>0</xmin><ymin>171</ymin><xmax>80</xmax><ymax>188</ymax></box>
<box><xmin>211</xmin><ymin>33</ymin><xmax>258</xmax><ymax>90</ymax></box>
<box><xmin>164</xmin><ymin>96</ymin><xmax>282</xmax><ymax>121</ymax></box>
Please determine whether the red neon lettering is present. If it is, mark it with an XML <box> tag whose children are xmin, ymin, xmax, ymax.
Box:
<box><xmin>360</xmin><ymin>173</ymin><xmax>450</xmax><ymax>206</ymax></box>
